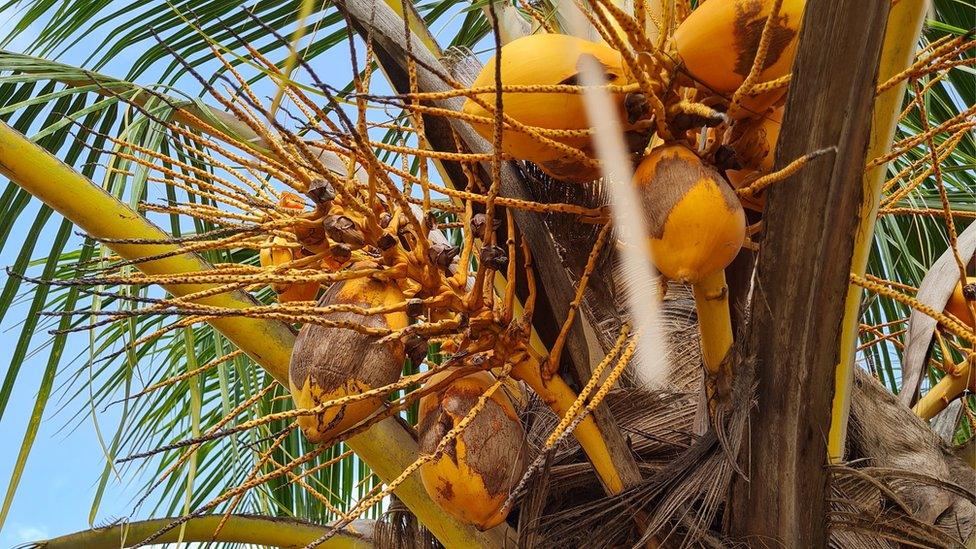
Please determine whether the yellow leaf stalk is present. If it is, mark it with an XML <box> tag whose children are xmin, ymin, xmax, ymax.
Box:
<box><xmin>31</xmin><ymin>514</ymin><xmax>372</xmax><ymax>549</ymax></box>
<box><xmin>513</xmin><ymin>350</ymin><xmax>625</xmax><ymax>494</ymax></box>
<box><xmin>829</xmin><ymin>0</ymin><xmax>929</xmax><ymax>462</ymax></box>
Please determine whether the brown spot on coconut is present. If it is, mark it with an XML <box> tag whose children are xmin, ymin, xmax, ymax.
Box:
<box><xmin>289</xmin><ymin>270</ymin><xmax>408</xmax><ymax>443</ymax></box>
<box><xmin>418</xmin><ymin>369</ymin><xmax>527</xmax><ymax>530</ymax></box>
<box><xmin>730</xmin><ymin>1</ymin><xmax>798</xmax><ymax>81</ymax></box>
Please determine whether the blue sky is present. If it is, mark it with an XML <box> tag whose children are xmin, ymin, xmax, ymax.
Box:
<box><xmin>0</xmin><ymin>7</ymin><xmax>148</xmax><ymax>545</ymax></box>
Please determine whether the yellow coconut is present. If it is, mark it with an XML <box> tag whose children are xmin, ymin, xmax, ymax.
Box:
<box><xmin>672</xmin><ymin>0</ymin><xmax>805</xmax><ymax>93</ymax></box>
<box><xmin>259</xmin><ymin>236</ymin><xmax>320</xmax><ymax>303</ymax></box>
<box><xmin>462</xmin><ymin>33</ymin><xmax>646</xmax><ymax>182</ymax></box>
<box><xmin>289</xmin><ymin>269</ymin><xmax>409</xmax><ymax>443</ymax></box>
<box><xmin>418</xmin><ymin>369</ymin><xmax>527</xmax><ymax>530</ymax></box>
<box><xmin>729</xmin><ymin>106</ymin><xmax>782</xmax><ymax>172</ymax></box>
<box><xmin>945</xmin><ymin>277</ymin><xmax>976</xmax><ymax>329</ymax></box>
<box><xmin>724</xmin><ymin>107</ymin><xmax>783</xmax><ymax>211</ymax></box>
<box><xmin>635</xmin><ymin>144</ymin><xmax>746</xmax><ymax>283</ymax></box>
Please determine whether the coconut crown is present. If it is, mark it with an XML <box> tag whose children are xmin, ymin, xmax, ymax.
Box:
<box><xmin>635</xmin><ymin>145</ymin><xmax>746</xmax><ymax>284</ymax></box>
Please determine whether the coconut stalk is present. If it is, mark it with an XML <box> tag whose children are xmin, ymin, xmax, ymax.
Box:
<box><xmin>729</xmin><ymin>0</ymin><xmax>892</xmax><ymax>545</ymax></box>
<box><xmin>24</xmin><ymin>515</ymin><xmax>373</xmax><ymax>549</ymax></box>
<box><xmin>0</xmin><ymin>120</ymin><xmax>515</xmax><ymax>548</ymax></box>
<box><xmin>828</xmin><ymin>0</ymin><xmax>929</xmax><ymax>462</ymax></box>
<box><xmin>913</xmin><ymin>355</ymin><xmax>974</xmax><ymax>421</ymax></box>
<box><xmin>692</xmin><ymin>270</ymin><xmax>733</xmax><ymax>384</ymax></box>
<box><xmin>900</xmin><ymin>222</ymin><xmax>976</xmax><ymax>408</ymax></box>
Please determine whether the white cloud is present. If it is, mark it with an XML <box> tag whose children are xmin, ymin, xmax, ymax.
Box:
<box><xmin>16</xmin><ymin>526</ymin><xmax>50</xmax><ymax>543</ymax></box>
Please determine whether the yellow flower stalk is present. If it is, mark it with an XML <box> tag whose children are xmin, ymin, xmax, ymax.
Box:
<box><xmin>829</xmin><ymin>0</ymin><xmax>929</xmax><ymax>462</ymax></box>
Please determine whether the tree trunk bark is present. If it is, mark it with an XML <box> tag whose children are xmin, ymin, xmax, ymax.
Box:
<box><xmin>730</xmin><ymin>1</ymin><xmax>891</xmax><ymax>546</ymax></box>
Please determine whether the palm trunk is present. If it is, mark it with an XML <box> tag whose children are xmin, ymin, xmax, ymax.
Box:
<box><xmin>729</xmin><ymin>0</ymin><xmax>892</xmax><ymax>545</ymax></box>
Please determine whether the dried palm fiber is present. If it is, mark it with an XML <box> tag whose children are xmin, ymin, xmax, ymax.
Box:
<box><xmin>510</xmin><ymin>295</ymin><xmax>716</xmax><ymax>547</ymax></box>
<box><xmin>523</xmin><ymin>294</ymin><xmax>702</xmax><ymax>466</ymax></box>
<box><xmin>842</xmin><ymin>369</ymin><xmax>976</xmax><ymax>546</ymax></box>
<box><xmin>518</xmin><ymin>163</ymin><xmax>627</xmax><ymax>360</ymax></box>
<box><xmin>373</xmin><ymin>495</ymin><xmax>440</xmax><ymax>549</ymax></box>
<box><xmin>606</xmin><ymin>276</ymin><xmax>703</xmax><ymax>392</ymax></box>
<box><xmin>525</xmin><ymin>341</ymin><xmax>755</xmax><ymax>548</ymax></box>
<box><xmin>505</xmin><ymin>295</ymin><xmax>974</xmax><ymax>547</ymax></box>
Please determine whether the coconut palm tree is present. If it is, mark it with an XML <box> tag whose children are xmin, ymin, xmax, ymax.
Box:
<box><xmin>0</xmin><ymin>0</ymin><xmax>973</xmax><ymax>547</ymax></box>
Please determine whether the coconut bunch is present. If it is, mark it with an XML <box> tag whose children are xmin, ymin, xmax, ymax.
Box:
<box><xmin>29</xmin><ymin>1</ymin><xmax>805</xmax><ymax>533</ymax></box>
<box><xmin>23</xmin><ymin>22</ymin><xmax>652</xmax><ymax>535</ymax></box>
<box><xmin>458</xmin><ymin>0</ymin><xmax>804</xmax><ymax>197</ymax></box>
<box><xmin>451</xmin><ymin>0</ymin><xmax>815</xmax><ymax>422</ymax></box>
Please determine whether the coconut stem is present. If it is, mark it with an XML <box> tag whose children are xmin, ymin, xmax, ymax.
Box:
<box><xmin>914</xmin><ymin>356</ymin><xmax>973</xmax><ymax>421</ymax></box>
<box><xmin>512</xmin><ymin>356</ymin><xmax>625</xmax><ymax>494</ymax></box>
<box><xmin>692</xmin><ymin>270</ymin><xmax>733</xmax><ymax>378</ymax></box>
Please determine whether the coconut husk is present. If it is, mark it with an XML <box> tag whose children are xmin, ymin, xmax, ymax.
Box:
<box><xmin>519</xmin><ymin>163</ymin><xmax>625</xmax><ymax>358</ymax></box>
